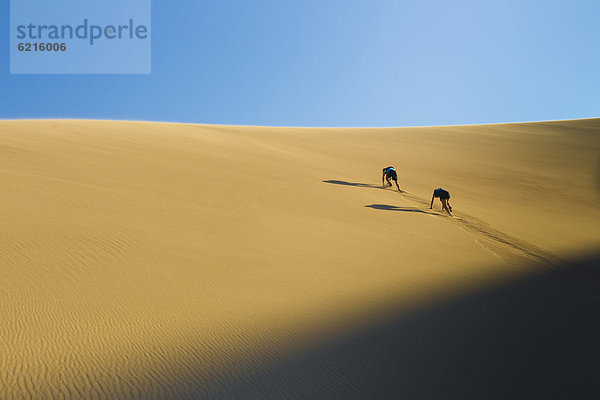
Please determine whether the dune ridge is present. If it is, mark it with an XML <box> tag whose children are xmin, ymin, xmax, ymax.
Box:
<box><xmin>1</xmin><ymin>119</ymin><xmax>598</xmax><ymax>399</ymax></box>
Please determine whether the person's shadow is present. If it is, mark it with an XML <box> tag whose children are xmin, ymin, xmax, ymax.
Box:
<box><xmin>322</xmin><ymin>180</ymin><xmax>403</xmax><ymax>192</ymax></box>
<box><xmin>365</xmin><ymin>204</ymin><xmax>437</xmax><ymax>214</ymax></box>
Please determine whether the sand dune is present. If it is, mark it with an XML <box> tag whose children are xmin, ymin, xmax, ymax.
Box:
<box><xmin>1</xmin><ymin>119</ymin><xmax>598</xmax><ymax>399</ymax></box>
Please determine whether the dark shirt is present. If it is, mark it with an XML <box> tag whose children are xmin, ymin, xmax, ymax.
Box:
<box><xmin>433</xmin><ymin>188</ymin><xmax>449</xmax><ymax>198</ymax></box>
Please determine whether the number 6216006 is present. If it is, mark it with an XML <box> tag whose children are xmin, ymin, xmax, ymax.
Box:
<box><xmin>18</xmin><ymin>43</ymin><xmax>67</xmax><ymax>52</ymax></box>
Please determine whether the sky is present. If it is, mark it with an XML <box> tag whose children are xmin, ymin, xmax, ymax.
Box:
<box><xmin>2</xmin><ymin>0</ymin><xmax>599</xmax><ymax>127</ymax></box>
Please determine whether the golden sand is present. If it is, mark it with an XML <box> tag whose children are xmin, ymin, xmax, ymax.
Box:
<box><xmin>1</xmin><ymin>119</ymin><xmax>598</xmax><ymax>399</ymax></box>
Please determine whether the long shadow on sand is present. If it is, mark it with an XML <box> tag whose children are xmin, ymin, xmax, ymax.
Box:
<box><xmin>365</xmin><ymin>204</ymin><xmax>434</xmax><ymax>214</ymax></box>
<box><xmin>322</xmin><ymin>180</ymin><xmax>386</xmax><ymax>189</ymax></box>
<box><xmin>197</xmin><ymin>253</ymin><xmax>600</xmax><ymax>400</ymax></box>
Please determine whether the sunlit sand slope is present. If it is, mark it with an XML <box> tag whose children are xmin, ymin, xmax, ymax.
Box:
<box><xmin>1</xmin><ymin>119</ymin><xmax>598</xmax><ymax>399</ymax></box>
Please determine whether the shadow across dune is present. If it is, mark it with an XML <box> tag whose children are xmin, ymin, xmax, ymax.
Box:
<box><xmin>365</xmin><ymin>204</ymin><xmax>435</xmax><ymax>214</ymax></box>
<box><xmin>197</xmin><ymin>252</ymin><xmax>600</xmax><ymax>400</ymax></box>
<box><xmin>47</xmin><ymin>253</ymin><xmax>600</xmax><ymax>400</ymax></box>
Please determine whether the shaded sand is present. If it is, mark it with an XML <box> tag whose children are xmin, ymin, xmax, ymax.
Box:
<box><xmin>1</xmin><ymin>119</ymin><xmax>598</xmax><ymax>399</ymax></box>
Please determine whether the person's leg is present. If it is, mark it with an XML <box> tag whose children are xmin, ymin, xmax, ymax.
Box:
<box><xmin>394</xmin><ymin>179</ymin><xmax>400</xmax><ymax>191</ymax></box>
<box><xmin>443</xmin><ymin>199</ymin><xmax>452</xmax><ymax>214</ymax></box>
<box><xmin>386</xmin><ymin>176</ymin><xmax>392</xmax><ymax>187</ymax></box>
<box><xmin>441</xmin><ymin>198</ymin><xmax>448</xmax><ymax>212</ymax></box>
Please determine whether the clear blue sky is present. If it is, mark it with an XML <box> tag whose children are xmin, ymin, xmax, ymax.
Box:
<box><xmin>2</xmin><ymin>0</ymin><xmax>599</xmax><ymax>127</ymax></box>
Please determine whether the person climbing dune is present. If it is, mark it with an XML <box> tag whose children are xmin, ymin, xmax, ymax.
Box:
<box><xmin>430</xmin><ymin>188</ymin><xmax>452</xmax><ymax>214</ymax></box>
<box><xmin>382</xmin><ymin>166</ymin><xmax>401</xmax><ymax>191</ymax></box>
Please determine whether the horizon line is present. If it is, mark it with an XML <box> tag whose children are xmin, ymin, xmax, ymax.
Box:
<box><xmin>0</xmin><ymin>116</ymin><xmax>598</xmax><ymax>129</ymax></box>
